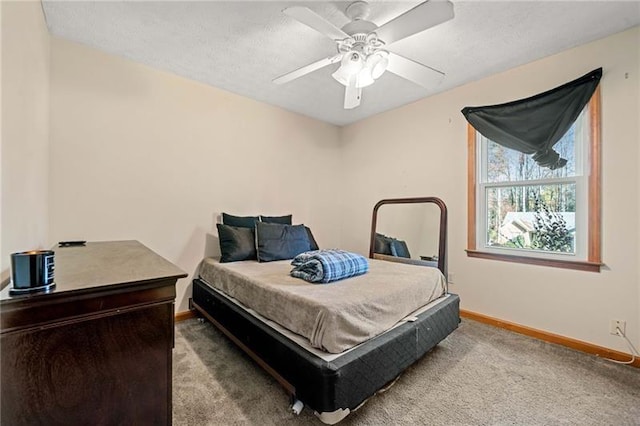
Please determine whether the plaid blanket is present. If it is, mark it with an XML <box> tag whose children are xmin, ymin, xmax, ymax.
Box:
<box><xmin>290</xmin><ymin>249</ymin><xmax>369</xmax><ymax>283</ymax></box>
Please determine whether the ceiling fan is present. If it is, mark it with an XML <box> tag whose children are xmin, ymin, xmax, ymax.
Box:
<box><xmin>273</xmin><ymin>0</ymin><xmax>454</xmax><ymax>109</ymax></box>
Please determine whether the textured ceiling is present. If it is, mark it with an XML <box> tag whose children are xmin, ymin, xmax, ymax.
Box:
<box><xmin>42</xmin><ymin>1</ymin><xmax>640</xmax><ymax>126</ymax></box>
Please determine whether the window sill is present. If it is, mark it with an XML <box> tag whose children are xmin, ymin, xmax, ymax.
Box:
<box><xmin>465</xmin><ymin>250</ymin><xmax>602</xmax><ymax>272</ymax></box>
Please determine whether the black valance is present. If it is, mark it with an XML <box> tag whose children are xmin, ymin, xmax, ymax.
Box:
<box><xmin>461</xmin><ymin>68</ymin><xmax>602</xmax><ymax>170</ymax></box>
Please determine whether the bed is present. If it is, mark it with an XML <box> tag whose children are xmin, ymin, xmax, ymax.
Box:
<box><xmin>190</xmin><ymin>198</ymin><xmax>459</xmax><ymax>423</ymax></box>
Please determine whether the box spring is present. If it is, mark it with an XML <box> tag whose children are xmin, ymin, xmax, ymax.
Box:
<box><xmin>192</xmin><ymin>278</ymin><xmax>460</xmax><ymax>416</ymax></box>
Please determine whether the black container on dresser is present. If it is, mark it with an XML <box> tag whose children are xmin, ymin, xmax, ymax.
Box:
<box><xmin>0</xmin><ymin>240</ymin><xmax>186</xmax><ymax>426</ymax></box>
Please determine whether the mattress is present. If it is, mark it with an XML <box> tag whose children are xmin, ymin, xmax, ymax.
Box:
<box><xmin>199</xmin><ymin>278</ymin><xmax>453</xmax><ymax>362</ymax></box>
<box><xmin>198</xmin><ymin>257</ymin><xmax>447</xmax><ymax>353</ymax></box>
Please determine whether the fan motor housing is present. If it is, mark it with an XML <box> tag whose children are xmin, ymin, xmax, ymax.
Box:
<box><xmin>341</xmin><ymin>20</ymin><xmax>378</xmax><ymax>37</ymax></box>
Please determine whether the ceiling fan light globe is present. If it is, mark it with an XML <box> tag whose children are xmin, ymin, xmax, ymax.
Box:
<box><xmin>340</xmin><ymin>52</ymin><xmax>364</xmax><ymax>73</ymax></box>
<box><xmin>333</xmin><ymin>52</ymin><xmax>364</xmax><ymax>86</ymax></box>
<box><xmin>331</xmin><ymin>69</ymin><xmax>350</xmax><ymax>86</ymax></box>
<box><xmin>356</xmin><ymin>68</ymin><xmax>375</xmax><ymax>88</ymax></box>
<box><xmin>366</xmin><ymin>52</ymin><xmax>389</xmax><ymax>79</ymax></box>
<box><xmin>332</xmin><ymin>64</ymin><xmax>357</xmax><ymax>86</ymax></box>
<box><xmin>371</xmin><ymin>56</ymin><xmax>388</xmax><ymax>79</ymax></box>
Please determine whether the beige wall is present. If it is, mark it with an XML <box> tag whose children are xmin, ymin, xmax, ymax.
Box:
<box><xmin>341</xmin><ymin>27</ymin><xmax>640</xmax><ymax>352</ymax></box>
<box><xmin>1</xmin><ymin>0</ymin><xmax>51</xmax><ymax>280</ymax></box>
<box><xmin>48</xmin><ymin>38</ymin><xmax>342</xmax><ymax>311</ymax></box>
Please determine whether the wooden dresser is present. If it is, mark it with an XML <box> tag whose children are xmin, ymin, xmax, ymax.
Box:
<box><xmin>0</xmin><ymin>240</ymin><xmax>186</xmax><ymax>426</ymax></box>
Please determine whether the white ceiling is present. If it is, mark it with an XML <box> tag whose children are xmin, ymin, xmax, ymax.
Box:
<box><xmin>42</xmin><ymin>1</ymin><xmax>640</xmax><ymax>126</ymax></box>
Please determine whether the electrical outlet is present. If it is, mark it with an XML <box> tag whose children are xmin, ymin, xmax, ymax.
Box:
<box><xmin>610</xmin><ymin>319</ymin><xmax>626</xmax><ymax>336</ymax></box>
<box><xmin>448</xmin><ymin>272</ymin><xmax>455</xmax><ymax>284</ymax></box>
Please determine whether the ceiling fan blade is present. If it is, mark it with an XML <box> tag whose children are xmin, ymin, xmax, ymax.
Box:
<box><xmin>386</xmin><ymin>52</ymin><xmax>445</xmax><ymax>88</ymax></box>
<box><xmin>344</xmin><ymin>77</ymin><xmax>362</xmax><ymax>109</ymax></box>
<box><xmin>273</xmin><ymin>54</ymin><xmax>342</xmax><ymax>85</ymax></box>
<box><xmin>374</xmin><ymin>0</ymin><xmax>454</xmax><ymax>45</ymax></box>
<box><xmin>284</xmin><ymin>6</ymin><xmax>349</xmax><ymax>41</ymax></box>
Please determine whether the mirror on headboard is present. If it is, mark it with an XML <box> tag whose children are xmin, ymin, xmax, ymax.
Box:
<box><xmin>369</xmin><ymin>197</ymin><xmax>447</xmax><ymax>276</ymax></box>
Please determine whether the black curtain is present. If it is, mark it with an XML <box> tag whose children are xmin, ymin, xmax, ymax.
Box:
<box><xmin>461</xmin><ymin>68</ymin><xmax>602</xmax><ymax>170</ymax></box>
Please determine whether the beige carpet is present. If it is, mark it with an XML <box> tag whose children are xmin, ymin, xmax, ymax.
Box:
<box><xmin>173</xmin><ymin>318</ymin><xmax>640</xmax><ymax>425</ymax></box>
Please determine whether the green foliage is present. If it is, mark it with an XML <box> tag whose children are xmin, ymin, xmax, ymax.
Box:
<box><xmin>531</xmin><ymin>198</ymin><xmax>573</xmax><ymax>252</ymax></box>
<box><xmin>505</xmin><ymin>235</ymin><xmax>526</xmax><ymax>249</ymax></box>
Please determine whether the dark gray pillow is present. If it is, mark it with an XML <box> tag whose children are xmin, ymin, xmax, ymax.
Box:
<box><xmin>217</xmin><ymin>224</ymin><xmax>256</xmax><ymax>262</ymax></box>
<box><xmin>374</xmin><ymin>233</ymin><xmax>393</xmax><ymax>255</ymax></box>
<box><xmin>222</xmin><ymin>213</ymin><xmax>259</xmax><ymax>228</ymax></box>
<box><xmin>256</xmin><ymin>222</ymin><xmax>311</xmax><ymax>262</ymax></box>
<box><xmin>260</xmin><ymin>214</ymin><xmax>292</xmax><ymax>225</ymax></box>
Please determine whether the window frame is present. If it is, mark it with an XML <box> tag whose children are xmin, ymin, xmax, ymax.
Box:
<box><xmin>466</xmin><ymin>87</ymin><xmax>602</xmax><ymax>272</ymax></box>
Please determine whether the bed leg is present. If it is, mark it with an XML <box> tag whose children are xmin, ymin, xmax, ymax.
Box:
<box><xmin>290</xmin><ymin>399</ymin><xmax>304</xmax><ymax>416</ymax></box>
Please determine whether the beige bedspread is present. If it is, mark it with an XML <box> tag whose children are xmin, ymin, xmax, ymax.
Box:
<box><xmin>199</xmin><ymin>257</ymin><xmax>446</xmax><ymax>353</ymax></box>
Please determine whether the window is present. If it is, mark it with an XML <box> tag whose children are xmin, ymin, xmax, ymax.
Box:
<box><xmin>466</xmin><ymin>88</ymin><xmax>601</xmax><ymax>272</ymax></box>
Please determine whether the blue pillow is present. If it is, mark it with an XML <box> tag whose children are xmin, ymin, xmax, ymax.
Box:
<box><xmin>217</xmin><ymin>224</ymin><xmax>256</xmax><ymax>262</ymax></box>
<box><xmin>305</xmin><ymin>226</ymin><xmax>319</xmax><ymax>251</ymax></box>
<box><xmin>389</xmin><ymin>239</ymin><xmax>411</xmax><ymax>258</ymax></box>
<box><xmin>222</xmin><ymin>213</ymin><xmax>259</xmax><ymax>228</ymax></box>
<box><xmin>256</xmin><ymin>222</ymin><xmax>311</xmax><ymax>262</ymax></box>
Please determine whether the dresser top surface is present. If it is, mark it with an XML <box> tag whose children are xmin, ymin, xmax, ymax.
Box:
<box><xmin>1</xmin><ymin>240</ymin><xmax>187</xmax><ymax>302</ymax></box>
